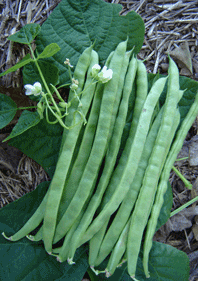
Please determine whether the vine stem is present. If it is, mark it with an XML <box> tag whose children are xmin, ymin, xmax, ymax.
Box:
<box><xmin>170</xmin><ymin>195</ymin><xmax>198</xmax><ymax>217</ymax></box>
<box><xmin>28</xmin><ymin>44</ymin><xmax>61</xmax><ymax>116</ymax></box>
<box><xmin>172</xmin><ymin>166</ymin><xmax>192</xmax><ymax>190</ymax></box>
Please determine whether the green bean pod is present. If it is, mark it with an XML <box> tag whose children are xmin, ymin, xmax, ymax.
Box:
<box><xmin>98</xmin><ymin>59</ymin><xmax>147</xmax><ymax>210</ymax></box>
<box><xmin>128</xmin><ymin>59</ymin><xmax>148</xmax><ymax>142</ymax></box>
<box><xmin>52</xmin><ymin>40</ymin><xmax>128</xmax><ymax>247</ymax></box>
<box><xmin>127</xmin><ymin>57</ymin><xmax>181</xmax><ymax>278</ymax></box>
<box><xmin>143</xmin><ymin>92</ymin><xmax>198</xmax><ymax>278</ymax></box>
<box><xmin>89</xmin><ymin>220</ymin><xmax>109</xmax><ymax>269</ymax></box>
<box><xmin>80</xmin><ymin>76</ymin><xmax>167</xmax><ymax>247</ymax></box>
<box><xmin>42</xmin><ymin>46</ymin><xmax>94</xmax><ymax>254</ymax></box>
<box><xmin>2</xmin><ymin>189</ymin><xmax>49</xmax><ymax>241</ymax></box>
<box><xmin>127</xmin><ymin>109</ymin><xmax>180</xmax><ymax>279</ymax></box>
<box><xmin>95</xmin><ymin>106</ymin><xmax>164</xmax><ymax>266</ymax></box>
<box><xmin>105</xmin><ymin>219</ymin><xmax>130</xmax><ymax>277</ymax></box>
<box><xmin>56</xmin><ymin>51</ymin><xmax>101</xmax><ymax>222</ymax></box>
<box><xmin>67</xmin><ymin>50</ymin><xmax>135</xmax><ymax>261</ymax></box>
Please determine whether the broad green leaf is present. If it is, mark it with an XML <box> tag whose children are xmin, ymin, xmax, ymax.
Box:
<box><xmin>8</xmin><ymin>23</ymin><xmax>41</xmax><ymax>44</ymax></box>
<box><xmin>9</xmin><ymin>117</ymin><xmax>63</xmax><ymax>179</ymax></box>
<box><xmin>0</xmin><ymin>93</ymin><xmax>17</xmax><ymax>129</ymax></box>
<box><xmin>3</xmin><ymin>110</ymin><xmax>41</xmax><ymax>142</ymax></box>
<box><xmin>24</xmin><ymin>0</ymin><xmax>144</xmax><ymax>87</ymax></box>
<box><xmin>0</xmin><ymin>54</ymin><xmax>33</xmax><ymax>78</ymax></box>
<box><xmin>92</xmin><ymin>242</ymin><xmax>189</xmax><ymax>281</ymax></box>
<box><xmin>37</xmin><ymin>43</ymin><xmax>61</xmax><ymax>59</ymax></box>
<box><xmin>0</xmin><ymin>182</ymin><xmax>89</xmax><ymax>281</ymax></box>
<box><xmin>23</xmin><ymin>60</ymin><xmax>59</xmax><ymax>95</ymax></box>
<box><xmin>135</xmin><ymin>241</ymin><xmax>189</xmax><ymax>281</ymax></box>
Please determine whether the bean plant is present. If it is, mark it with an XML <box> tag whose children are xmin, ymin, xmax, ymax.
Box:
<box><xmin>0</xmin><ymin>1</ymin><xmax>198</xmax><ymax>280</ymax></box>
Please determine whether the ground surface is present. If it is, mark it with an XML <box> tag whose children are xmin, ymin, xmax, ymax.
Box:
<box><xmin>0</xmin><ymin>0</ymin><xmax>198</xmax><ymax>280</ymax></box>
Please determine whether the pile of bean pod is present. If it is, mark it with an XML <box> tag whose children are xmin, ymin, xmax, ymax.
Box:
<box><xmin>3</xmin><ymin>40</ymin><xmax>198</xmax><ymax>280</ymax></box>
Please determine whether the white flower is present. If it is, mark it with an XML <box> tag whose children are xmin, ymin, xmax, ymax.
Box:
<box><xmin>91</xmin><ymin>64</ymin><xmax>101</xmax><ymax>77</ymax></box>
<box><xmin>97</xmin><ymin>66</ymin><xmax>113</xmax><ymax>83</ymax></box>
<box><xmin>64</xmin><ymin>58</ymin><xmax>73</xmax><ymax>68</ymax></box>
<box><xmin>70</xmin><ymin>78</ymin><xmax>79</xmax><ymax>91</ymax></box>
<box><xmin>24</xmin><ymin>82</ymin><xmax>42</xmax><ymax>96</ymax></box>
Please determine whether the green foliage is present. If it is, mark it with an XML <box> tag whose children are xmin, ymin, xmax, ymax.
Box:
<box><xmin>9</xmin><ymin>116</ymin><xmax>62</xmax><ymax>179</ymax></box>
<box><xmin>37</xmin><ymin>43</ymin><xmax>61</xmax><ymax>59</ymax></box>
<box><xmin>30</xmin><ymin>0</ymin><xmax>145</xmax><ymax>87</ymax></box>
<box><xmin>0</xmin><ymin>182</ymin><xmax>89</xmax><ymax>281</ymax></box>
<box><xmin>0</xmin><ymin>54</ymin><xmax>33</xmax><ymax>78</ymax></box>
<box><xmin>0</xmin><ymin>93</ymin><xmax>17</xmax><ymax>129</ymax></box>
<box><xmin>3</xmin><ymin>111</ymin><xmax>41</xmax><ymax>142</ymax></box>
<box><xmin>23</xmin><ymin>61</ymin><xmax>60</xmax><ymax>95</ymax></box>
<box><xmin>8</xmin><ymin>23</ymin><xmax>41</xmax><ymax>44</ymax></box>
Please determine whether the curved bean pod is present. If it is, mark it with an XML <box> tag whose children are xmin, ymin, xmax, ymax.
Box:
<box><xmin>98</xmin><ymin>59</ymin><xmax>147</xmax><ymax>210</ymax></box>
<box><xmin>127</xmin><ymin>57</ymin><xmax>181</xmax><ymax>279</ymax></box>
<box><xmin>56</xmin><ymin>50</ymin><xmax>101</xmax><ymax>222</ymax></box>
<box><xmin>79</xmin><ymin>76</ymin><xmax>167</xmax><ymax>247</ymax></box>
<box><xmin>2</xmin><ymin>188</ymin><xmax>49</xmax><ymax>241</ymax></box>
<box><xmin>127</xmin><ymin>59</ymin><xmax>148</xmax><ymax>142</ymax></box>
<box><xmin>89</xmin><ymin>220</ymin><xmax>109</xmax><ymax>269</ymax></box>
<box><xmin>67</xmin><ymin>51</ymin><xmax>135</xmax><ymax>261</ymax></box>
<box><xmin>52</xmin><ymin>40</ymin><xmax>128</xmax><ymax>246</ymax></box>
<box><xmin>95</xmin><ymin>106</ymin><xmax>164</xmax><ymax>266</ymax></box>
<box><xmin>143</xmin><ymin>92</ymin><xmax>198</xmax><ymax>278</ymax></box>
<box><xmin>42</xmin><ymin>46</ymin><xmax>94</xmax><ymax>254</ymax></box>
<box><xmin>105</xmin><ymin>219</ymin><xmax>130</xmax><ymax>277</ymax></box>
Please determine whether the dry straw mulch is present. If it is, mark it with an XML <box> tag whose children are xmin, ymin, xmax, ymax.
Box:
<box><xmin>0</xmin><ymin>0</ymin><xmax>198</xmax><ymax>280</ymax></box>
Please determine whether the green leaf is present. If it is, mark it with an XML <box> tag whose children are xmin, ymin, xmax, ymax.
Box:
<box><xmin>0</xmin><ymin>93</ymin><xmax>17</xmax><ymax>129</ymax></box>
<box><xmin>24</xmin><ymin>0</ymin><xmax>144</xmax><ymax>86</ymax></box>
<box><xmin>22</xmin><ymin>60</ymin><xmax>59</xmax><ymax>95</ymax></box>
<box><xmin>0</xmin><ymin>54</ymin><xmax>33</xmax><ymax>78</ymax></box>
<box><xmin>135</xmin><ymin>242</ymin><xmax>189</xmax><ymax>281</ymax></box>
<box><xmin>0</xmin><ymin>182</ymin><xmax>89</xmax><ymax>281</ymax></box>
<box><xmin>8</xmin><ymin>23</ymin><xmax>41</xmax><ymax>44</ymax></box>
<box><xmin>3</xmin><ymin>110</ymin><xmax>41</xmax><ymax>142</ymax></box>
<box><xmin>37</xmin><ymin>43</ymin><xmax>61</xmax><ymax>59</ymax></box>
<box><xmin>156</xmin><ymin>181</ymin><xmax>173</xmax><ymax>230</ymax></box>
<box><xmin>9</xmin><ymin>117</ymin><xmax>63</xmax><ymax>178</ymax></box>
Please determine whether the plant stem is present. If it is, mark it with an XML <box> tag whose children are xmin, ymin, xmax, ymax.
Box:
<box><xmin>172</xmin><ymin>166</ymin><xmax>192</xmax><ymax>190</ymax></box>
<box><xmin>170</xmin><ymin>195</ymin><xmax>198</xmax><ymax>217</ymax></box>
<box><xmin>18</xmin><ymin>106</ymin><xmax>37</xmax><ymax>110</ymax></box>
<box><xmin>28</xmin><ymin>44</ymin><xmax>61</xmax><ymax>116</ymax></box>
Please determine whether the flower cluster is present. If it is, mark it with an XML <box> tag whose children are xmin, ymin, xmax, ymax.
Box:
<box><xmin>91</xmin><ymin>64</ymin><xmax>113</xmax><ymax>83</ymax></box>
<box><xmin>64</xmin><ymin>58</ymin><xmax>73</xmax><ymax>68</ymax></box>
<box><xmin>70</xmin><ymin>78</ymin><xmax>79</xmax><ymax>91</ymax></box>
<box><xmin>24</xmin><ymin>82</ymin><xmax>42</xmax><ymax>96</ymax></box>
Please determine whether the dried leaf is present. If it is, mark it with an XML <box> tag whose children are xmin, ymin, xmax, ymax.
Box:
<box><xmin>169</xmin><ymin>42</ymin><xmax>193</xmax><ymax>75</ymax></box>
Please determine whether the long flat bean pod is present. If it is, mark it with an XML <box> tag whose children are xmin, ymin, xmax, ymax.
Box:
<box><xmin>79</xmin><ymin>76</ymin><xmax>167</xmax><ymax>246</ymax></box>
<box><xmin>143</xmin><ymin>92</ymin><xmax>198</xmax><ymax>278</ymax></box>
<box><xmin>127</xmin><ymin>59</ymin><xmax>148</xmax><ymax>142</ymax></box>
<box><xmin>52</xmin><ymin>40</ymin><xmax>127</xmax><ymax>245</ymax></box>
<box><xmin>56</xmin><ymin>51</ymin><xmax>101</xmax><ymax>222</ymax></box>
<box><xmin>67</xmin><ymin>51</ymin><xmax>135</xmax><ymax>261</ymax></box>
<box><xmin>105</xmin><ymin>219</ymin><xmax>131</xmax><ymax>277</ymax></box>
<box><xmin>127</xmin><ymin>109</ymin><xmax>180</xmax><ymax>280</ymax></box>
<box><xmin>2</xmin><ymin>189</ymin><xmax>49</xmax><ymax>241</ymax></box>
<box><xmin>98</xmin><ymin>59</ymin><xmax>147</xmax><ymax>210</ymax></box>
<box><xmin>42</xmin><ymin>46</ymin><xmax>94</xmax><ymax>254</ymax></box>
<box><xmin>89</xmin><ymin>220</ymin><xmax>109</xmax><ymax>269</ymax></box>
<box><xmin>127</xmin><ymin>57</ymin><xmax>181</xmax><ymax>279</ymax></box>
<box><xmin>95</xmin><ymin>106</ymin><xmax>164</xmax><ymax>266</ymax></box>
